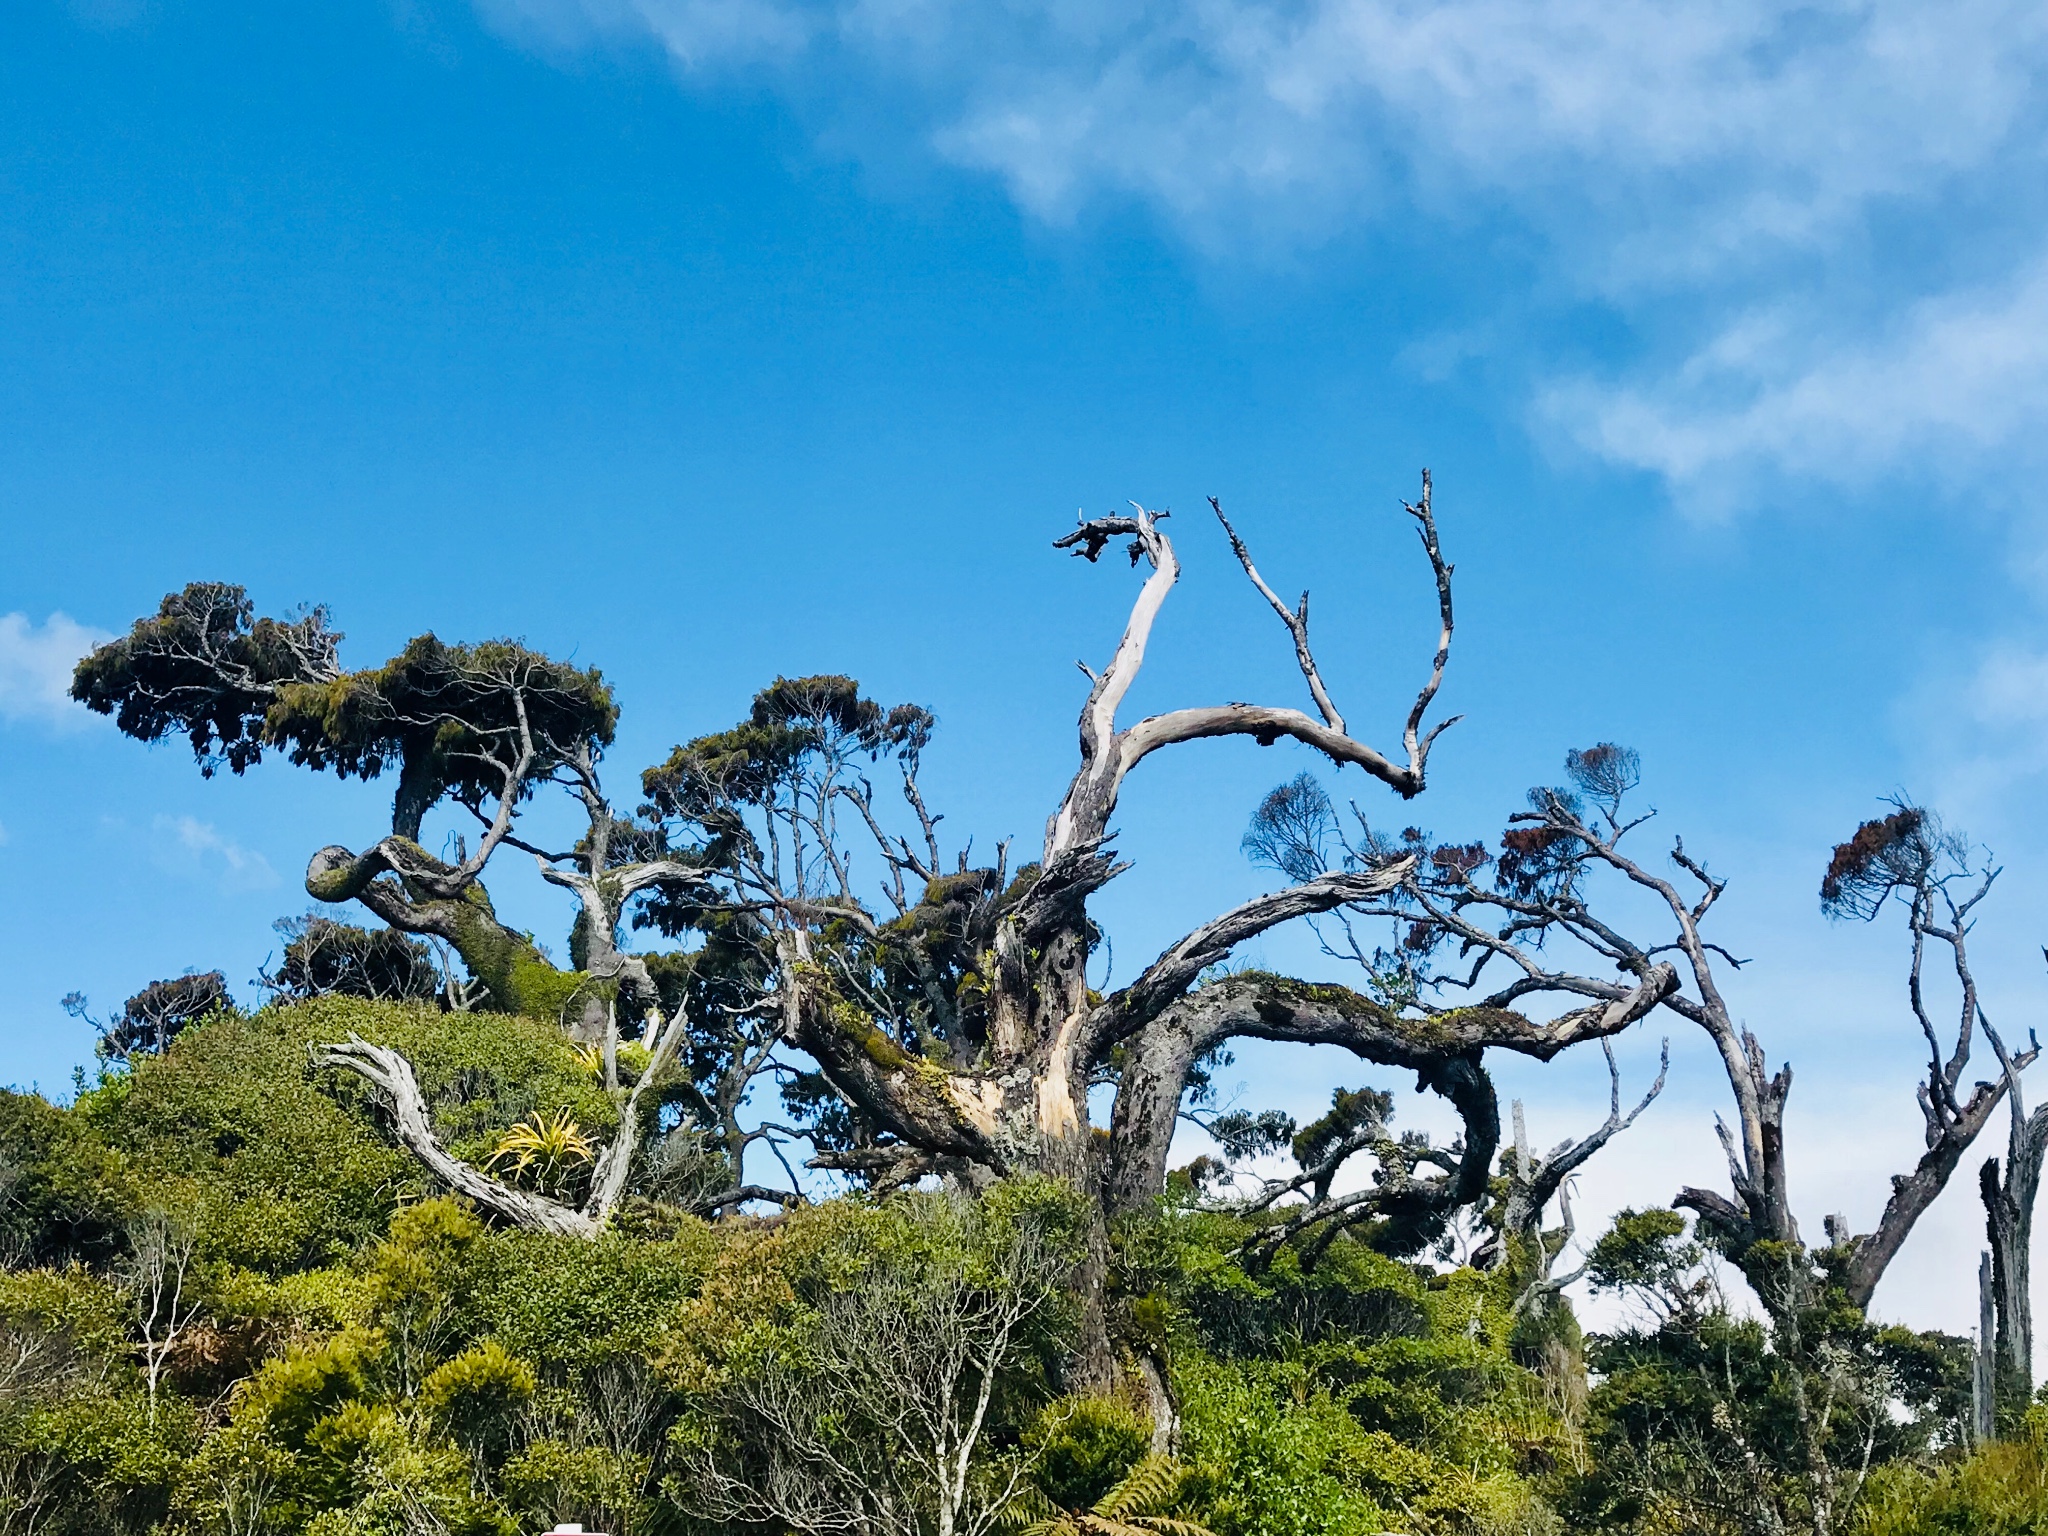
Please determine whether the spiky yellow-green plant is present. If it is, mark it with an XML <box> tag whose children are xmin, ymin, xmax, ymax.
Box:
<box><xmin>574</xmin><ymin>1040</ymin><xmax>653</xmax><ymax>1079</ymax></box>
<box><xmin>484</xmin><ymin>1108</ymin><xmax>596</xmax><ymax>1194</ymax></box>
<box><xmin>1002</xmin><ymin>1455</ymin><xmax>1214</xmax><ymax>1536</ymax></box>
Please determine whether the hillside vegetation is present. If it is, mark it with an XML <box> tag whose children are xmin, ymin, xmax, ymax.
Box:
<box><xmin>0</xmin><ymin>998</ymin><xmax>2034</xmax><ymax>1536</ymax></box>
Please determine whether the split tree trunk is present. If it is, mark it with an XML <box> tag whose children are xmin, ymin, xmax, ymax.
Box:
<box><xmin>1982</xmin><ymin>1107</ymin><xmax>2048</xmax><ymax>1419</ymax></box>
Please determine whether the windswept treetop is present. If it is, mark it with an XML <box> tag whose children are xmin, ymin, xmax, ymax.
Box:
<box><xmin>73</xmin><ymin>581</ymin><xmax>616</xmax><ymax>839</ymax></box>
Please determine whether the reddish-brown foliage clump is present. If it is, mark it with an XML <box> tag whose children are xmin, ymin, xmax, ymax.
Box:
<box><xmin>1820</xmin><ymin>807</ymin><xmax>1924</xmax><ymax>914</ymax></box>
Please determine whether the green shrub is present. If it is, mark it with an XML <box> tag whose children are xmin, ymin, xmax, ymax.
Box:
<box><xmin>1854</xmin><ymin>1408</ymin><xmax>2048</xmax><ymax>1535</ymax></box>
<box><xmin>1027</xmin><ymin>1396</ymin><xmax>1153</xmax><ymax>1511</ymax></box>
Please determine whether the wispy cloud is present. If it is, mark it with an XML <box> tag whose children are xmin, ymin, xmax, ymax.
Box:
<box><xmin>478</xmin><ymin>0</ymin><xmax>2043</xmax><ymax>238</ymax></box>
<box><xmin>0</xmin><ymin>613</ymin><xmax>111</xmax><ymax>730</ymax></box>
<box><xmin>480</xmin><ymin>0</ymin><xmax>812</xmax><ymax>65</ymax></box>
<box><xmin>470</xmin><ymin>0</ymin><xmax>2048</xmax><ymax>501</ymax></box>
<box><xmin>1544</xmin><ymin>255</ymin><xmax>2048</xmax><ymax>511</ymax></box>
<box><xmin>149</xmin><ymin>815</ymin><xmax>279</xmax><ymax>892</ymax></box>
<box><xmin>1894</xmin><ymin>640</ymin><xmax>2048</xmax><ymax>838</ymax></box>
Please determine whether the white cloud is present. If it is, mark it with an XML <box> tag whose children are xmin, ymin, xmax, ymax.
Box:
<box><xmin>0</xmin><ymin>613</ymin><xmax>111</xmax><ymax>730</ymax></box>
<box><xmin>1544</xmin><ymin>256</ymin><xmax>2048</xmax><ymax>508</ymax></box>
<box><xmin>470</xmin><ymin>0</ymin><xmax>2048</xmax><ymax>497</ymax></box>
<box><xmin>480</xmin><ymin>0</ymin><xmax>2044</xmax><ymax>243</ymax></box>
<box><xmin>925</xmin><ymin>0</ymin><xmax>2040</xmax><ymax>263</ymax></box>
<box><xmin>149</xmin><ymin>815</ymin><xmax>279</xmax><ymax>892</ymax></box>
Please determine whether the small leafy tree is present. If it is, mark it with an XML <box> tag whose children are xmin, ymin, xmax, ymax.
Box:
<box><xmin>260</xmin><ymin>914</ymin><xmax>446</xmax><ymax>1007</ymax></box>
<box><xmin>671</xmin><ymin>1186</ymin><xmax>1085</xmax><ymax>1536</ymax></box>
<box><xmin>64</xmin><ymin>972</ymin><xmax>230</xmax><ymax>1063</ymax></box>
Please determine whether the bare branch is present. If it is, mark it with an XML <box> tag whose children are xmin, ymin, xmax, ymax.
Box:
<box><xmin>1087</xmin><ymin>856</ymin><xmax>1417</xmax><ymax>1054</ymax></box>
<box><xmin>1401</xmin><ymin>470</ymin><xmax>1459</xmax><ymax>777</ymax></box>
<box><xmin>1210</xmin><ymin>496</ymin><xmax>1345</xmax><ymax>732</ymax></box>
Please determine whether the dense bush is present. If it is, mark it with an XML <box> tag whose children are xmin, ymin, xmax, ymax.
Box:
<box><xmin>0</xmin><ymin>999</ymin><xmax>2001</xmax><ymax>1535</ymax></box>
<box><xmin>1854</xmin><ymin>1408</ymin><xmax>2048</xmax><ymax>1534</ymax></box>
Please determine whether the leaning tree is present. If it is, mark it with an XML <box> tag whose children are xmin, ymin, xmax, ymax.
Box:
<box><xmin>1818</xmin><ymin>805</ymin><xmax>2048</xmax><ymax>1420</ymax></box>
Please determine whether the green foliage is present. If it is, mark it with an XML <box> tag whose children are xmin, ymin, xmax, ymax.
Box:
<box><xmin>71</xmin><ymin>584</ymin><xmax>616</xmax><ymax>839</ymax></box>
<box><xmin>501</xmin><ymin>1436</ymin><xmax>654</xmax><ymax>1536</ymax></box>
<box><xmin>0</xmin><ymin>1087</ymin><xmax>135</xmax><ymax>1266</ymax></box>
<box><xmin>465</xmin><ymin>1226</ymin><xmax>711</xmax><ymax>1372</ymax></box>
<box><xmin>0</xmin><ymin>994</ymin><xmax>2007</xmax><ymax>1536</ymax></box>
<box><xmin>1116</xmin><ymin>1204</ymin><xmax>1571</xmax><ymax>1536</ymax></box>
<box><xmin>1028</xmin><ymin>1397</ymin><xmax>1154</xmax><ymax>1511</ymax></box>
<box><xmin>69</xmin><ymin>581</ymin><xmax>337</xmax><ymax>776</ymax></box>
<box><xmin>660</xmin><ymin>1184</ymin><xmax>1087</xmax><ymax>1534</ymax></box>
<box><xmin>1566</xmin><ymin>1207</ymin><xmax>1972</xmax><ymax>1534</ymax></box>
<box><xmin>1855</xmin><ymin>1407</ymin><xmax>2048</xmax><ymax>1534</ymax></box>
<box><xmin>64</xmin><ymin>997</ymin><xmax>616</xmax><ymax>1274</ymax></box>
<box><xmin>1006</xmin><ymin>1451</ymin><xmax>1215</xmax><ymax>1536</ymax></box>
<box><xmin>266</xmin><ymin>632</ymin><xmax>616</xmax><ymax>820</ymax></box>
<box><xmin>419</xmin><ymin>1342</ymin><xmax>535</xmax><ymax>1464</ymax></box>
<box><xmin>267</xmin><ymin>914</ymin><xmax>443</xmax><ymax>1004</ymax></box>
<box><xmin>1586</xmin><ymin>1208</ymin><xmax>1708</xmax><ymax>1314</ymax></box>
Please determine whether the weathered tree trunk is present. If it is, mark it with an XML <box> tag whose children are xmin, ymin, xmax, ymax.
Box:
<box><xmin>1976</xmin><ymin>1250</ymin><xmax>1998</xmax><ymax>1445</ymax></box>
<box><xmin>317</xmin><ymin>1003</ymin><xmax>699</xmax><ymax>1237</ymax></box>
<box><xmin>1981</xmin><ymin>1103</ymin><xmax>2048</xmax><ymax>1417</ymax></box>
<box><xmin>775</xmin><ymin>493</ymin><xmax>1685</xmax><ymax>1397</ymax></box>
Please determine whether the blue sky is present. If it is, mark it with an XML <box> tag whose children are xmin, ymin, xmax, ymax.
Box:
<box><xmin>6</xmin><ymin>0</ymin><xmax>2048</xmax><ymax>1336</ymax></box>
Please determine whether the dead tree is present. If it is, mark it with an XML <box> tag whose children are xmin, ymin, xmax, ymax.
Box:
<box><xmin>1494</xmin><ymin>1038</ymin><xmax>1669</xmax><ymax>1318</ymax></box>
<box><xmin>1817</xmin><ymin>805</ymin><xmax>2037</xmax><ymax>1313</ymax></box>
<box><xmin>1980</xmin><ymin>1089</ymin><xmax>2048</xmax><ymax>1420</ymax></box>
<box><xmin>123</xmin><ymin>1209</ymin><xmax>199</xmax><ymax>1422</ymax></box>
<box><xmin>1973</xmin><ymin>945</ymin><xmax>2048</xmax><ymax>1419</ymax></box>
<box><xmin>637</xmin><ymin>479</ymin><xmax>1676</xmax><ymax>1389</ymax></box>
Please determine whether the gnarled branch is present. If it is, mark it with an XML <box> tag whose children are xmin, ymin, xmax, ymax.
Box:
<box><xmin>315</xmin><ymin>1037</ymin><xmax>599</xmax><ymax>1237</ymax></box>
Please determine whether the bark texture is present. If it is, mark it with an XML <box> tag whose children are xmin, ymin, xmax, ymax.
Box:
<box><xmin>315</xmin><ymin>1000</ymin><xmax>702</xmax><ymax>1236</ymax></box>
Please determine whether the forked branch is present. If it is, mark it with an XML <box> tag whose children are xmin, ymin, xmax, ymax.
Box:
<box><xmin>1046</xmin><ymin>475</ymin><xmax>1460</xmax><ymax>864</ymax></box>
<box><xmin>316</xmin><ymin>1037</ymin><xmax>600</xmax><ymax>1237</ymax></box>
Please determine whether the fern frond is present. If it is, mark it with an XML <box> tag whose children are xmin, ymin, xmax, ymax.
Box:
<box><xmin>995</xmin><ymin>1487</ymin><xmax>1067</xmax><ymax>1534</ymax></box>
<box><xmin>1096</xmin><ymin>1456</ymin><xmax>1181</xmax><ymax>1519</ymax></box>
